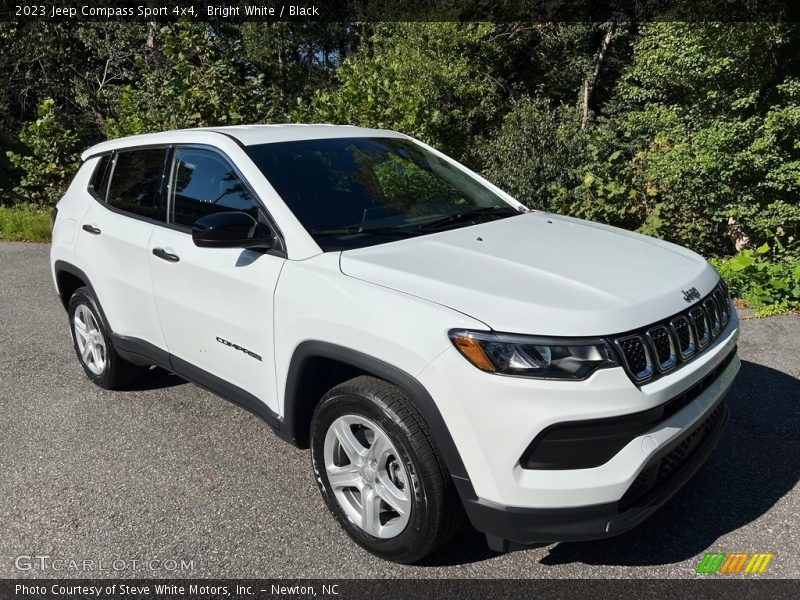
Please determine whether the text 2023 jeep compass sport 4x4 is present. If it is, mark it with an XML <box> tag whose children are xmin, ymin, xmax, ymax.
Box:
<box><xmin>51</xmin><ymin>125</ymin><xmax>740</xmax><ymax>563</ymax></box>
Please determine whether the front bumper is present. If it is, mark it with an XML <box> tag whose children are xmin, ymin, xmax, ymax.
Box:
<box><xmin>416</xmin><ymin>312</ymin><xmax>740</xmax><ymax>544</ymax></box>
<box><xmin>464</xmin><ymin>399</ymin><xmax>729</xmax><ymax>549</ymax></box>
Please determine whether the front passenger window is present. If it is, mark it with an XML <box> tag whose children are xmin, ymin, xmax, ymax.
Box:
<box><xmin>170</xmin><ymin>148</ymin><xmax>261</xmax><ymax>228</ymax></box>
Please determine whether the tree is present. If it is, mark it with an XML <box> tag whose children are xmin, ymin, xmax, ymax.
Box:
<box><xmin>610</xmin><ymin>22</ymin><xmax>800</xmax><ymax>254</ymax></box>
<box><xmin>295</xmin><ymin>23</ymin><xmax>504</xmax><ymax>161</ymax></box>
<box><xmin>104</xmin><ymin>23</ymin><xmax>266</xmax><ymax>137</ymax></box>
<box><xmin>475</xmin><ymin>97</ymin><xmax>587</xmax><ymax>209</ymax></box>
<box><xmin>239</xmin><ymin>22</ymin><xmax>357</xmax><ymax>118</ymax></box>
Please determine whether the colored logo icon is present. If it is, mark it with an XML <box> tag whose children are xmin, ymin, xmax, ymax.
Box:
<box><xmin>696</xmin><ymin>552</ymin><xmax>773</xmax><ymax>574</ymax></box>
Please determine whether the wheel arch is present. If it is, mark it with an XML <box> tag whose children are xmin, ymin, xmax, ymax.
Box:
<box><xmin>282</xmin><ymin>341</ymin><xmax>473</xmax><ymax>487</ymax></box>
<box><xmin>54</xmin><ymin>260</ymin><xmax>93</xmax><ymax>310</ymax></box>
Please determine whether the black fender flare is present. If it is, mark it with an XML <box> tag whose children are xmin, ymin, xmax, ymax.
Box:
<box><xmin>54</xmin><ymin>260</ymin><xmax>98</xmax><ymax>310</ymax></box>
<box><xmin>283</xmin><ymin>340</ymin><xmax>476</xmax><ymax>496</ymax></box>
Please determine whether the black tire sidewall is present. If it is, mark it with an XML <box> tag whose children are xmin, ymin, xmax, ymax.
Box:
<box><xmin>311</xmin><ymin>391</ymin><xmax>440</xmax><ymax>563</ymax></box>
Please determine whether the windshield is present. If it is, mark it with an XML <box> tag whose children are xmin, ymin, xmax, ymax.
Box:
<box><xmin>245</xmin><ymin>137</ymin><xmax>521</xmax><ymax>250</ymax></box>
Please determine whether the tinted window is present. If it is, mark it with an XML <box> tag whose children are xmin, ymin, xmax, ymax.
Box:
<box><xmin>169</xmin><ymin>148</ymin><xmax>260</xmax><ymax>228</ymax></box>
<box><xmin>107</xmin><ymin>149</ymin><xmax>168</xmax><ymax>221</ymax></box>
<box><xmin>245</xmin><ymin>137</ymin><xmax>517</xmax><ymax>250</ymax></box>
<box><xmin>88</xmin><ymin>154</ymin><xmax>112</xmax><ymax>199</ymax></box>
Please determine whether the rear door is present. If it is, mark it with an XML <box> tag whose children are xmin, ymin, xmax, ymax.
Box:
<box><xmin>76</xmin><ymin>148</ymin><xmax>170</xmax><ymax>349</ymax></box>
<box><xmin>147</xmin><ymin>146</ymin><xmax>284</xmax><ymax>414</ymax></box>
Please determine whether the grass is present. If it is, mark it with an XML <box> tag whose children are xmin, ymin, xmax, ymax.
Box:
<box><xmin>0</xmin><ymin>204</ymin><xmax>52</xmax><ymax>242</ymax></box>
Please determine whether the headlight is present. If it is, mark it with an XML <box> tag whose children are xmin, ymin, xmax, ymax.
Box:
<box><xmin>448</xmin><ymin>329</ymin><xmax>618</xmax><ymax>380</ymax></box>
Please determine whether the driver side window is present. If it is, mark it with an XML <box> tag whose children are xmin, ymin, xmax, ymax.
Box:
<box><xmin>170</xmin><ymin>148</ymin><xmax>260</xmax><ymax>228</ymax></box>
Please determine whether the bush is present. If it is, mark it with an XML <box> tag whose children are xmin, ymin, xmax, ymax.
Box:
<box><xmin>0</xmin><ymin>204</ymin><xmax>52</xmax><ymax>242</ymax></box>
<box><xmin>711</xmin><ymin>238</ymin><xmax>800</xmax><ymax>316</ymax></box>
<box><xmin>5</xmin><ymin>99</ymin><xmax>82</xmax><ymax>207</ymax></box>
<box><xmin>475</xmin><ymin>98</ymin><xmax>588</xmax><ymax>211</ymax></box>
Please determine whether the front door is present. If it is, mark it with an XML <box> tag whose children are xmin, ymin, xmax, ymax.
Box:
<box><xmin>148</xmin><ymin>147</ymin><xmax>284</xmax><ymax>413</ymax></box>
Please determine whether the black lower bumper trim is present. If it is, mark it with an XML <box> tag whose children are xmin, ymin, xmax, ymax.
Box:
<box><xmin>520</xmin><ymin>347</ymin><xmax>736</xmax><ymax>470</ymax></box>
<box><xmin>461</xmin><ymin>400</ymin><xmax>729</xmax><ymax>547</ymax></box>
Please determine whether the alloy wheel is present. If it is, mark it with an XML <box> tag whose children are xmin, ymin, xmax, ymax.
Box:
<box><xmin>73</xmin><ymin>304</ymin><xmax>107</xmax><ymax>376</ymax></box>
<box><xmin>323</xmin><ymin>414</ymin><xmax>412</xmax><ymax>539</ymax></box>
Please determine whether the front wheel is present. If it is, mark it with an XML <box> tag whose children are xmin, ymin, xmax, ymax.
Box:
<box><xmin>310</xmin><ymin>376</ymin><xmax>463</xmax><ymax>563</ymax></box>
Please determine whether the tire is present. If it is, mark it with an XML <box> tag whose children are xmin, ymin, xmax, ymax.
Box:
<box><xmin>310</xmin><ymin>375</ymin><xmax>464</xmax><ymax>563</ymax></box>
<box><xmin>67</xmin><ymin>286</ymin><xmax>144</xmax><ymax>389</ymax></box>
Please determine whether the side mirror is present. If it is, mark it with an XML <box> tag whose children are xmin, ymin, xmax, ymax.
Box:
<box><xmin>191</xmin><ymin>211</ymin><xmax>274</xmax><ymax>250</ymax></box>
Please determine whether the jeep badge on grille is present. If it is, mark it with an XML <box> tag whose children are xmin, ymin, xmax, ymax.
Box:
<box><xmin>682</xmin><ymin>287</ymin><xmax>702</xmax><ymax>302</ymax></box>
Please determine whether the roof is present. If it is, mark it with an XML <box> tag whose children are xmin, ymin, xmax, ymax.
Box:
<box><xmin>81</xmin><ymin>124</ymin><xmax>405</xmax><ymax>160</ymax></box>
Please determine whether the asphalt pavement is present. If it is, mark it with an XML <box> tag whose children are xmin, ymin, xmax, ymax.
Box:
<box><xmin>1</xmin><ymin>241</ymin><xmax>798</xmax><ymax>579</ymax></box>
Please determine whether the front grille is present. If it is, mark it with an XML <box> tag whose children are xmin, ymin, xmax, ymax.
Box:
<box><xmin>613</xmin><ymin>281</ymin><xmax>732</xmax><ymax>384</ymax></box>
<box><xmin>620</xmin><ymin>402</ymin><xmax>726</xmax><ymax>508</ymax></box>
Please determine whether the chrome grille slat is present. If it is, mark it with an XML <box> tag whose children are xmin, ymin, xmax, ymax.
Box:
<box><xmin>645</xmin><ymin>325</ymin><xmax>677</xmax><ymax>372</ymax></box>
<box><xmin>669</xmin><ymin>315</ymin><xmax>695</xmax><ymax>360</ymax></box>
<box><xmin>689</xmin><ymin>306</ymin><xmax>711</xmax><ymax>349</ymax></box>
<box><xmin>703</xmin><ymin>298</ymin><xmax>722</xmax><ymax>339</ymax></box>
<box><xmin>613</xmin><ymin>282</ymin><xmax>733</xmax><ymax>384</ymax></box>
<box><xmin>713</xmin><ymin>288</ymin><xmax>730</xmax><ymax>326</ymax></box>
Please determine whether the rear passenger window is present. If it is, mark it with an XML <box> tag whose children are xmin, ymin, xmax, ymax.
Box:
<box><xmin>88</xmin><ymin>154</ymin><xmax>112</xmax><ymax>199</ymax></box>
<box><xmin>107</xmin><ymin>149</ymin><xmax>168</xmax><ymax>221</ymax></box>
<box><xmin>170</xmin><ymin>148</ymin><xmax>260</xmax><ymax>228</ymax></box>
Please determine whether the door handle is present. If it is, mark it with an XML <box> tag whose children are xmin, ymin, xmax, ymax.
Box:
<box><xmin>152</xmin><ymin>248</ymin><xmax>180</xmax><ymax>263</ymax></box>
<box><xmin>82</xmin><ymin>224</ymin><xmax>101</xmax><ymax>235</ymax></box>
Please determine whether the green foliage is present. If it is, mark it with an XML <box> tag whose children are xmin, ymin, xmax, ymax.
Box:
<box><xmin>296</xmin><ymin>23</ymin><xmax>503</xmax><ymax>160</ymax></box>
<box><xmin>711</xmin><ymin>238</ymin><xmax>800</xmax><ymax>316</ymax></box>
<box><xmin>475</xmin><ymin>98</ymin><xmax>588</xmax><ymax>211</ymax></box>
<box><xmin>490</xmin><ymin>22</ymin><xmax>800</xmax><ymax>262</ymax></box>
<box><xmin>105</xmin><ymin>23</ymin><xmax>266</xmax><ymax>137</ymax></box>
<box><xmin>239</xmin><ymin>22</ymin><xmax>356</xmax><ymax>117</ymax></box>
<box><xmin>5</xmin><ymin>99</ymin><xmax>82</xmax><ymax>207</ymax></box>
<box><xmin>0</xmin><ymin>204</ymin><xmax>52</xmax><ymax>242</ymax></box>
<box><xmin>601</xmin><ymin>23</ymin><xmax>800</xmax><ymax>256</ymax></box>
<box><xmin>548</xmin><ymin>121</ymin><xmax>646</xmax><ymax>232</ymax></box>
<box><xmin>0</xmin><ymin>21</ymin><xmax>798</xmax><ymax>318</ymax></box>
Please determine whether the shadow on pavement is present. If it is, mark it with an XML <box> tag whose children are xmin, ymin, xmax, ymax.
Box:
<box><xmin>120</xmin><ymin>366</ymin><xmax>187</xmax><ymax>392</ymax></box>
<box><xmin>425</xmin><ymin>360</ymin><xmax>799</xmax><ymax>567</ymax></box>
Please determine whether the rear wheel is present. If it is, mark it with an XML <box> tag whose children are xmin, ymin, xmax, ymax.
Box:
<box><xmin>68</xmin><ymin>287</ymin><xmax>143</xmax><ymax>389</ymax></box>
<box><xmin>310</xmin><ymin>376</ymin><xmax>463</xmax><ymax>563</ymax></box>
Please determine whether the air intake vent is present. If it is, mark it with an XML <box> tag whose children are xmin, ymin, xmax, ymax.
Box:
<box><xmin>615</xmin><ymin>335</ymin><xmax>653</xmax><ymax>382</ymax></box>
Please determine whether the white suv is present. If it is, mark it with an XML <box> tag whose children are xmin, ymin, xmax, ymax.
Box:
<box><xmin>50</xmin><ymin>125</ymin><xmax>740</xmax><ymax>563</ymax></box>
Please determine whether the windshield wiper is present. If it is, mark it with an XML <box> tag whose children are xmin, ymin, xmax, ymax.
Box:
<box><xmin>417</xmin><ymin>206</ymin><xmax>522</xmax><ymax>230</ymax></box>
<box><xmin>310</xmin><ymin>225</ymin><xmax>425</xmax><ymax>237</ymax></box>
<box><xmin>310</xmin><ymin>206</ymin><xmax>522</xmax><ymax>237</ymax></box>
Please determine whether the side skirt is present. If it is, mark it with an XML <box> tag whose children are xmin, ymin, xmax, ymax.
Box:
<box><xmin>112</xmin><ymin>333</ymin><xmax>284</xmax><ymax>437</ymax></box>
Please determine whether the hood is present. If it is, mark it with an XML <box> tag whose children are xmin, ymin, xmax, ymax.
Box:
<box><xmin>339</xmin><ymin>212</ymin><xmax>720</xmax><ymax>336</ymax></box>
